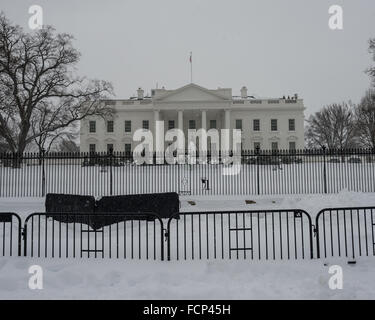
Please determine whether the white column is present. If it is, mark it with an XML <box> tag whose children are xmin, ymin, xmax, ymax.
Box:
<box><xmin>225</xmin><ymin>109</ymin><xmax>231</xmax><ymax>130</ymax></box>
<box><xmin>154</xmin><ymin>110</ymin><xmax>160</xmax><ymax>122</ymax></box>
<box><xmin>201</xmin><ymin>110</ymin><xmax>207</xmax><ymax>130</ymax></box>
<box><xmin>223</xmin><ymin>109</ymin><xmax>231</xmax><ymax>151</ymax></box>
<box><xmin>154</xmin><ymin>110</ymin><xmax>164</xmax><ymax>163</ymax></box>
<box><xmin>177</xmin><ymin>110</ymin><xmax>184</xmax><ymax>153</ymax></box>
<box><xmin>178</xmin><ymin>110</ymin><xmax>183</xmax><ymax>131</ymax></box>
<box><xmin>201</xmin><ymin>110</ymin><xmax>207</xmax><ymax>152</ymax></box>
<box><xmin>154</xmin><ymin>110</ymin><xmax>160</xmax><ymax>150</ymax></box>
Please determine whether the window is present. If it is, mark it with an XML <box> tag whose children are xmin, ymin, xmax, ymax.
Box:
<box><xmin>271</xmin><ymin>119</ymin><xmax>278</xmax><ymax>131</ymax></box>
<box><xmin>168</xmin><ymin>120</ymin><xmax>175</xmax><ymax>130</ymax></box>
<box><xmin>254</xmin><ymin>142</ymin><xmax>261</xmax><ymax>150</ymax></box>
<box><xmin>89</xmin><ymin>144</ymin><xmax>96</xmax><ymax>153</ymax></box>
<box><xmin>289</xmin><ymin>119</ymin><xmax>295</xmax><ymax>131</ymax></box>
<box><xmin>107</xmin><ymin>120</ymin><xmax>114</xmax><ymax>133</ymax></box>
<box><xmin>125</xmin><ymin>144</ymin><xmax>131</xmax><ymax>154</ymax></box>
<box><xmin>271</xmin><ymin>142</ymin><xmax>278</xmax><ymax>150</ymax></box>
<box><xmin>209</xmin><ymin>120</ymin><xmax>217</xmax><ymax>129</ymax></box>
<box><xmin>89</xmin><ymin>121</ymin><xmax>96</xmax><ymax>133</ymax></box>
<box><xmin>189</xmin><ymin>120</ymin><xmax>196</xmax><ymax>129</ymax></box>
<box><xmin>125</xmin><ymin>120</ymin><xmax>132</xmax><ymax>133</ymax></box>
<box><xmin>289</xmin><ymin>141</ymin><xmax>296</xmax><ymax>150</ymax></box>
<box><xmin>235</xmin><ymin>119</ymin><xmax>242</xmax><ymax>130</ymax></box>
<box><xmin>253</xmin><ymin>119</ymin><xmax>260</xmax><ymax>131</ymax></box>
<box><xmin>142</xmin><ymin>120</ymin><xmax>149</xmax><ymax>130</ymax></box>
<box><xmin>107</xmin><ymin>144</ymin><xmax>113</xmax><ymax>153</ymax></box>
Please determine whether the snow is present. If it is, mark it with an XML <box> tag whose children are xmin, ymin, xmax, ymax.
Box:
<box><xmin>1</xmin><ymin>162</ymin><xmax>375</xmax><ymax>197</ymax></box>
<box><xmin>0</xmin><ymin>191</ymin><xmax>375</xmax><ymax>299</ymax></box>
<box><xmin>1</xmin><ymin>256</ymin><xmax>375</xmax><ymax>299</ymax></box>
<box><xmin>1</xmin><ymin>189</ymin><xmax>374</xmax><ymax>219</ymax></box>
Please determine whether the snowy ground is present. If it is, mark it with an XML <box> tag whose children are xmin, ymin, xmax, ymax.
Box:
<box><xmin>0</xmin><ymin>256</ymin><xmax>375</xmax><ymax>299</ymax></box>
<box><xmin>0</xmin><ymin>189</ymin><xmax>374</xmax><ymax>219</ymax></box>
<box><xmin>1</xmin><ymin>190</ymin><xmax>375</xmax><ymax>299</ymax></box>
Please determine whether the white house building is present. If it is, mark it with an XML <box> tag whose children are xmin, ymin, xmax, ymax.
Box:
<box><xmin>80</xmin><ymin>83</ymin><xmax>305</xmax><ymax>153</ymax></box>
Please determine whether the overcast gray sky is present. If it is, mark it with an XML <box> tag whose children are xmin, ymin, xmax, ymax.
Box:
<box><xmin>1</xmin><ymin>0</ymin><xmax>375</xmax><ymax>115</ymax></box>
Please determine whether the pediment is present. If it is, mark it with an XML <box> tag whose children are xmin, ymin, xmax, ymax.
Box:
<box><xmin>269</xmin><ymin>136</ymin><xmax>281</xmax><ymax>141</ymax></box>
<box><xmin>287</xmin><ymin>135</ymin><xmax>299</xmax><ymax>141</ymax></box>
<box><xmin>154</xmin><ymin>83</ymin><xmax>229</xmax><ymax>102</ymax></box>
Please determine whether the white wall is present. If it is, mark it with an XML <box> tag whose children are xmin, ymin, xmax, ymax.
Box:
<box><xmin>80</xmin><ymin>109</ymin><xmax>304</xmax><ymax>152</ymax></box>
<box><xmin>230</xmin><ymin>109</ymin><xmax>304</xmax><ymax>150</ymax></box>
<box><xmin>80</xmin><ymin>110</ymin><xmax>154</xmax><ymax>152</ymax></box>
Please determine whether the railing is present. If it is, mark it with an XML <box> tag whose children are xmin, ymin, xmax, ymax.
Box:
<box><xmin>315</xmin><ymin>207</ymin><xmax>375</xmax><ymax>259</ymax></box>
<box><xmin>4</xmin><ymin>206</ymin><xmax>375</xmax><ymax>261</ymax></box>
<box><xmin>1</xmin><ymin>148</ymin><xmax>374</xmax><ymax>198</ymax></box>
<box><xmin>0</xmin><ymin>212</ymin><xmax>22</xmax><ymax>256</ymax></box>
<box><xmin>23</xmin><ymin>212</ymin><xmax>165</xmax><ymax>260</ymax></box>
<box><xmin>166</xmin><ymin>210</ymin><xmax>313</xmax><ymax>261</ymax></box>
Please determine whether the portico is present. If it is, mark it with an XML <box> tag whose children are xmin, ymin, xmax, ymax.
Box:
<box><xmin>153</xmin><ymin>108</ymin><xmax>228</xmax><ymax>150</ymax></box>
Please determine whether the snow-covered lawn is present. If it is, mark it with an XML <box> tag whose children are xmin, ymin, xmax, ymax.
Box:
<box><xmin>0</xmin><ymin>256</ymin><xmax>375</xmax><ymax>299</ymax></box>
<box><xmin>1</xmin><ymin>162</ymin><xmax>375</xmax><ymax>197</ymax></box>
<box><xmin>0</xmin><ymin>189</ymin><xmax>374</xmax><ymax>219</ymax></box>
<box><xmin>0</xmin><ymin>191</ymin><xmax>375</xmax><ymax>299</ymax></box>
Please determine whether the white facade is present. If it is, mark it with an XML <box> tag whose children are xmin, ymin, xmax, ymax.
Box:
<box><xmin>80</xmin><ymin>83</ymin><xmax>305</xmax><ymax>152</ymax></box>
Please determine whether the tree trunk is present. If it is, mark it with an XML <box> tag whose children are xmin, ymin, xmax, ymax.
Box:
<box><xmin>12</xmin><ymin>142</ymin><xmax>27</xmax><ymax>168</ymax></box>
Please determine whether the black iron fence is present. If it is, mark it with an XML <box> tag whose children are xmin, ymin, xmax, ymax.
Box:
<box><xmin>3</xmin><ymin>206</ymin><xmax>375</xmax><ymax>260</ymax></box>
<box><xmin>315</xmin><ymin>207</ymin><xmax>375</xmax><ymax>259</ymax></box>
<box><xmin>0</xmin><ymin>212</ymin><xmax>22</xmax><ymax>257</ymax></box>
<box><xmin>0</xmin><ymin>148</ymin><xmax>374</xmax><ymax>197</ymax></box>
<box><xmin>23</xmin><ymin>212</ymin><xmax>165</xmax><ymax>260</ymax></box>
<box><xmin>166</xmin><ymin>210</ymin><xmax>313</xmax><ymax>261</ymax></box>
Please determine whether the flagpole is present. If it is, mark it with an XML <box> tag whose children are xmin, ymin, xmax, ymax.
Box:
<box><xmin>190</xmin><ymin>52</ymin><xmax>192</xmax><ymax>83</ymax></box>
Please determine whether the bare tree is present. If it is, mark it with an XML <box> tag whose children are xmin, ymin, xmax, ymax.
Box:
<box><xmin>0</xmin><ymin>13</ymin><xmax>113</xmax><ymax>158</ymax></box>
<box><xmin>56</xmin><ymin>134</ymin><xmax>80</xmax><ymax>153</ymax></box>
<box><xmin>0</xmin><ymin>138</ymin><xmax>8</xmax><ymax>152</ymax></box>
<box><xmin>30</xmin><ymin>100</ymin><xmax>78</xmax><ymax>154</ymax></box>
<box><xmin>367</xmin><ymin>38</ymin><xmax>375</xmax><ymax>86</ymax></box>
<box><xmin>305</xmin><ymin>102</ymin><xmax>358</xmax><ymax>149</ymax></box>
<box><xmin>355</xmin><ymin>89</ymin><xmax>375</xmax><ymax>148</ymax></box>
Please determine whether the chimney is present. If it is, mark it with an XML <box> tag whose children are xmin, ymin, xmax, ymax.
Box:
<box><xmin>294</xmin><ymin>93</ymin><xmax>298</xmax><ymax>100</ymax></box>
<box><xmin>137</xmin><ymin>87</ymin><xmax>144</xmax><ymax>100</ymax></box>
<box><xmin>240</xmin><ymin>86</ymin><xmax>248</xmax><ymax>99</ymax></box>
